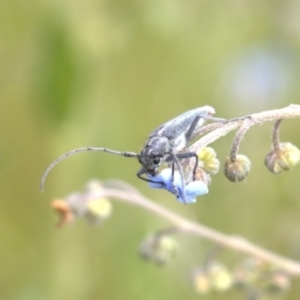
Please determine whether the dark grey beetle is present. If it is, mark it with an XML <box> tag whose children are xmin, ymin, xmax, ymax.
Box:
<box><xmin>40</xmin><ymin>106</ymin><xmax>218</xmax><ymax>202</ymax></box>
<box><xmin>137</xmin><ymin>106</ymin><xmax>216</xmax><ymax>178</ymax></box>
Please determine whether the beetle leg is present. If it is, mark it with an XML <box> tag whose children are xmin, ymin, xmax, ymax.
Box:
<box><xmin>176</xmin><ymin>152</ymin><xmax>198</xmax><ymax>180</ymax></box>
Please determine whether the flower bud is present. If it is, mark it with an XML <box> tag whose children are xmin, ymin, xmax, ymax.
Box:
<box><xmin>86</xmin><ymin>198</ymin><xmax>112</xmax><ymax>225</ymax></box>
<box><xmin>191</xmin><ymin>269</ymin><xmax>211</xmax><ymax>294</ymax></box>
<box><xmin>208</xmin><ymin>262</ymin><xmax>233</xmax><ymax>292</ymax></box>
<box><xmin>264</xmin><ymin>272</ymin><xmax>290</xmax><ymax>295</ymax></box>
<box><xmin>191</xmin><ymin>262</ymin><xmax>232</xmax><ymax>294</ymax></box>
<box><xmin>197</xmin><ymin>147</ymin><xmax>220</xmax><ymax>175</ymax></box>
<box><xmin>264</xmin><ymin>143</ymin><xmax>300</xmax><ymax>174</ymax></box>
<box><xmin>234</xmin><ymin>258</ymin><xmax>268</xmax><ymax>290</ymax></box>
<box><xmin>139</xmin><ymin>234</ymin><xmax>177</xmax><ymax>266</ymax></box>
<box><xmin>224</xmin><ymin>155</ymin><xmax>251</xmax><ymax>182</ymax></box>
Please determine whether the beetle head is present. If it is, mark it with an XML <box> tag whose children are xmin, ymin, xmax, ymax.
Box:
<box><xmin>138</xmin><ymin>147</ymin><xmax>162</xmax><ymax>176</ymax></box>
<box><xmin>138</xmin><ymin>136</ymin><xmax>170</xmax><ymax>175</ymax></box>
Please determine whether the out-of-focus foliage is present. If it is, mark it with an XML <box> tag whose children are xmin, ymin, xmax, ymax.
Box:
<box><xmin>1</xmin><ymin>0</ymin><xmax>300</xmax><ymax>299</ymax></box>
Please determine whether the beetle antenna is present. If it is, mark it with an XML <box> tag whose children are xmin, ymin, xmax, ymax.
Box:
<box><xmin>40</xmin><ymin>147</ymin><xmax>138</xmax><ymax>192</ymax></box>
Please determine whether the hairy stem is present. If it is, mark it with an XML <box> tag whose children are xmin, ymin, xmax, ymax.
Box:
<box><xmin>191</xmin><ymin>104</ymin><xmax>300</xmax><ymax>152</ymax></box>
<box><xmin>92</xmin><ymin>183</ymin><xmax>300</xmax><ymax>276</ymax></box>
<box><xmin>230</xmin><ymin>117</ymin><xmax>252</xmax><ymax>161</ymax></box>
<box><xmin>272</xmin><ymin>119</ymin><xmax>283</xmax><ymax>151</ymax></box>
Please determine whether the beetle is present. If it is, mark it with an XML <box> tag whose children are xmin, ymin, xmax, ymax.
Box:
<box><xmin>40</xmin><ymin>106</ymin><xmax>219</xmax><ymax>203</ymax></box>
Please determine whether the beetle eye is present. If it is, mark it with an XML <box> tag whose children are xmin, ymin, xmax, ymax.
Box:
<box><xmin>153</xmin><ymin>158</ymin><xmax>160</xmax><ymax>165</ymax></box>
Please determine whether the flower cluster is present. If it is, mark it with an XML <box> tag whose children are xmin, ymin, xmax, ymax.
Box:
<box><xmin>51</xmin><ymin>180</ymin><xmax>112</xmax><ymax>227</ymax></box>
<box><xmin>148</xmin><ymin>168</ymin><xmax>208</xmax><ymax>204</ymax></box>
<box><xmin>191</xmin><ymin>262</ymin><xmax>233</xmax><ymax>294</ymax></box>
<box><xmin>139</xmin><ymin>233</ymin><xmax>178</xmax><ymax>266</ymax></box>
<box><xmin>234</xmin><ymin>258</ymin><xmax>290</xmax><ymax>296</ymax></box>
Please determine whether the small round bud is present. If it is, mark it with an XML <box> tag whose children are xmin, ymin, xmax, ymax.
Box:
<box><xmin>86</xmin><ymin>198</ymin><xmax>112</xmax><ymax>225</ymax></box>
<box><xmin>208</xmin><ymin>262</ymin><xmax>233</xmax><ymax>291</ymax></box>
<box><xmin>191</xmin><ymin>262</ymin><xmax>232</xmax><ymax>294</ymax></box>
<box><xmin>224</xmin><ymin>155</ymin><xmax>251</xmax><ymax>182</ymax></box>
<box><xmin>139</xmin><ymin>234</ymin><xmax>177</xmax><ymax>266</ymax></box>
<box><xmin>191</xmin><ymin>269</ymin><xmax>211</xmax><ymax>294</ymax></box>
<box><xmin>264</xmin><ymin>143</ymin><xmax>300</xmax><ymax>174</ymax></box>
<box><xmin>264</xmin><ymin>153</ymin><xmax>283</xmax><ymax>175</ymax></box>
<box><xmin>233</xmin><ymin>258</ymin><xmax>268</xmax><ymax>290</ymax></box>
<box><xmin>264</xmin><ymin>272</ymin><xmax>290</xmax><ymax>295</ymax></box>
<box><xmin>197</xmin><ymin>147</ymin><xmax>220</xmax><ymax>175</ymax></box>
<box><xmin>234</xmin><ymin>258</ymin><xmax>290</xmax><ymax>295</ymax></box>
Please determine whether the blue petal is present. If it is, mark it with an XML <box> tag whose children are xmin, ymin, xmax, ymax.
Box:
<box><xmin>160</xmin><ymin>169</ymin><xmax>182</xmax><ymax>193</ymax></box>
<box><xmin>176</xmin><ymin>181</ymin><xmax>208</xmax><ymax>204</ymax></box>
<box><xmin>148</xmin><ymin>169</ymin><xmax>182</xmax><ymax>193</ymax></box>
<box><xmin>148</xmin><ymin>168</ymin><xmax>209</xmax><ymax>204</ymax></box>
<box><xmin>176</xmin><ymin>195</ymin><xmax>197</xmax><ymax>204</ymax></box>
<box><xmin>186</xmin><ymin>181</ymin><xmax>209</xmax><ymax>196</ymax></box>
<box><xmin>148</xmin><ymin>174</ymin><xmax>165</xmax><ymax>189</ymax></box>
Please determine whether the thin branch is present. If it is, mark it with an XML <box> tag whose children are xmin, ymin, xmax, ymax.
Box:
<box><xmin>190</xmin><ymin>104</ymin><xmax>300</xmax><ymax>152</ymax></box>
<box><xmin>272</xmin><ymin>119</ymin><xmax>283</xmax><ymax>151</ymax></box>
<box><xmin>182</xmin><ymin>104</ymin><xmax>300</xmax><ymax>175</ymax></box>
<box><xmin>230</xmin><ymin>117</ymin><xmax>252</xmax><ymax>162</ymax></box>
<box><xmin>88</xmin><ymin>183</ymin><xmax>300</xmax><ymax>276</ymax></box>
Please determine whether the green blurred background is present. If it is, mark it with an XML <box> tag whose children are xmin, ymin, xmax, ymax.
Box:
<box><xmin>1</xmin><ymin>0</ymin><xmax>300</xmax><ymax>299</ymax></box>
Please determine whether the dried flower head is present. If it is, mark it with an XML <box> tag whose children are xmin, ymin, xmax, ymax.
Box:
<box><xmin>51</xmin><ymin>199</ymin><xmax>75</xmax><ymax>227</ymax></box>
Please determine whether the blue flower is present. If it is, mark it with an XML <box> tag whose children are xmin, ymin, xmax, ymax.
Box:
<box><xmin>148</xmin><ymin>168</ymin><xmax>208</xmax><ymax>204</ymax></box>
